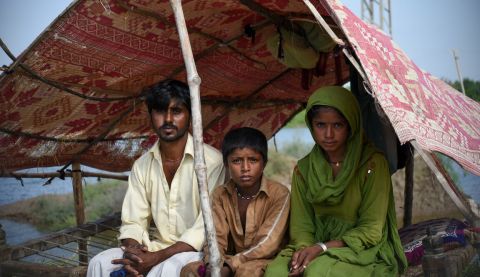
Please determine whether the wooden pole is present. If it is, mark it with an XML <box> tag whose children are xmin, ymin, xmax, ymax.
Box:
<box><xmin>451</xmin><ymin>49</ymin><xmax>466</xmax><ymax>95</ymax></box>
<box><xmin>71</xmin><ymin>162</ymin><xmax>88</xmax><ymax>264</ymax></box>
<box><xmin>169</xmin><ymin>1</ymin><xmax>221</xmax><ymax>276</ymax></box>
<box><xmin>403</xmin><ymin>143</ymin><xmax>414</xmax><ymax>227</ymax></box>
<box><xmin>387</xmin><ymin>0</ymin><xmax>392</xmax><ymax>36</ymax></box>
<box><xmin>1</xmin><ymin>170</ymin><xmax>128</xmax><ymax>181</ymax></box>
<box><xmin>411</xmin><ymin>141</ymin><xmax>478</xmax><ymax>223</ymax></box>
<box><xmin>302</xmin><ymin>0</ymin><xmax>345</xmax><ymax>46</ymax></box>
<box><xmin>72</xmin><ymin>162</ymin><xmax>85</xmax><ymax>226</ymax></box>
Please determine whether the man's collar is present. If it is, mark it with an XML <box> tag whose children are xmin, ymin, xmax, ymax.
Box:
<box><xmin>149</xmin><ymin>133</ymin><xmax>194</xmax><ymax>161</ymax></box>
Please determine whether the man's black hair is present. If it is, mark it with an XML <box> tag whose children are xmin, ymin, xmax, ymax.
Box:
<box><xmin>145</xmin><ymin>79</ymin><xmax>191</xmax><ymax>114</ymax></box>
<box><xmin>221</xmin><ymin>127</ymin><xmax>268</xmax><ymax>165</ymax></box>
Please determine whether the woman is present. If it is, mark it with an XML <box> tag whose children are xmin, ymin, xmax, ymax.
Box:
<box><xmin>264</xmin><ymin>86</ymin><xmax>407</xmax><ymax>276</ymax></box>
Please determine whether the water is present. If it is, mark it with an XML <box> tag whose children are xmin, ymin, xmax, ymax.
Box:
<box><xmin>0</xmin><ymin>166</ymin><xmax>125</xmax><ymax>205</ymax></box>
<box><xmin>0</xmin><ymin>166</ymin><xmax>126</xmax><ymax>245</ymax></box>
<box><xmin>0</xmin><ymin>218</ymin><xmax>44</xmax><ymax>245</ymax></box>
<box><xmin>444</xmin><ymin>158</ymin><xmax>480</xmax><ymax>204</ymax></box>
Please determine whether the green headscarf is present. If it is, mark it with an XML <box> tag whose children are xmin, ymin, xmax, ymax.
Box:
<box><xmin>298</xmin><ymin>86</ymin><xmax>377</xmax><ymax>205</ymax></box>
<box><xmin>295</xmin><ymin>86</ymin><xmax>407</xmax><ymax>273</ymax></box>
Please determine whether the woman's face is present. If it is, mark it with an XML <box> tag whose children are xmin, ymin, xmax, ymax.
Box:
<box><xmin>310</xmin><ymin>107</ymin><xmax>349</xmax><ymax>159</ymax></box>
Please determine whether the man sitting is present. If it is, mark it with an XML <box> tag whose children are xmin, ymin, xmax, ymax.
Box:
<box><xmin>87</xmin><ymin>79</ymin><xmax>225</xmax><ymax>277</ymax></box>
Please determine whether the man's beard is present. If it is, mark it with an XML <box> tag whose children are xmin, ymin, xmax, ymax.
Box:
<box><xmin>157</xmin><ymin>123</ymin><xmax>188</xmax><ymax>142</ymax></box>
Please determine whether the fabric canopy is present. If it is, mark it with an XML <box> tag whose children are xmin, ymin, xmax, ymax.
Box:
<box><xmin>0</xmin><ymin>0</ymin><xmax>478</xmax><ymax>176</ymax></box>
<box><xmin>323</xmin><ymin>0</ymin><xmax>479</xmax><ymax>175</ymax></box>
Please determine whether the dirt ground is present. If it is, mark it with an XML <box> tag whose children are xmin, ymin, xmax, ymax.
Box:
<box><xmin>392</xmin><ymin>154</ymin><xmax>464</xmax><ymax>228</ymax></box>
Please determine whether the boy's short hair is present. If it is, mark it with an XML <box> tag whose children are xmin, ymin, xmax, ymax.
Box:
<box><xmin>144</xmin><ymin>79</ymin><xmax>191</xmax><ymax>114</ymax></box>
<box><xmin>221</xmin><ymin>127</ymin><xmax>268</xmax><ymax>165</ymax></box>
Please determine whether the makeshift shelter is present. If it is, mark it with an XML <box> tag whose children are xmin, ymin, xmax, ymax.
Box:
<box><xmin>0</xmin><ymin>0</ymin><xmax>479</xmax><ymax>275</ymax></box>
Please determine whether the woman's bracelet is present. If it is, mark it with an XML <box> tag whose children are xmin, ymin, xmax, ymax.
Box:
<box><xmin>316</xmin><ymin>242</ymin><xmax>328</xmax><ymax>252</ymax></box>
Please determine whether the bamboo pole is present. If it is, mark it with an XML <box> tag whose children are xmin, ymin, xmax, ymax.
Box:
<box><xmin>1</xmin><ymin>170</ymin><xmax>128</xmax><ymax>181</ymax></box>
<box><xmin>71</xmin><ymin>162</ymin><xmax>88</xmax><ymax>264</ymax></box>
<box><xmin>302</xmin><ymin>0</ymin><xmax>345</xmax><ymax>46</ymax></box>
<box><xmin>169</xmin><ymin>1</ymin><xmax>221</xmax><ymax>276</ymax></box>
<box><xmin>301</xmin><ymin>0</ymin><xmax>371</xmax><ymax>90</ymax></box>
<box><xmin>451</xmin><ymin>49</ymin><xmax>466</xmax><ymax>95</ymax></box>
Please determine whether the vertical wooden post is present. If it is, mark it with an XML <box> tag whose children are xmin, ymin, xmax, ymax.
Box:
<box><xmin>403</xmin><ymin>143</ymin><xmax>414</xmax><ymax>227</ymax></box>
<box><xmin>72</xmin><ymin>162</ymin><xmax>85</xmax><ymax>225</ymax></box>
<box><xmin>72</xmin><ymin>162</ymin><xmax>88</xmax><ymax>264</ymax></box>
<box><xmin>0</xmin><ymin>223</ymin><xmax>6</xmax><ymax>247</ymax></box>
<box><xmin>169</xmin><ymin>1</ymin><xmax>221</xmax><ymax>276</ymax></box>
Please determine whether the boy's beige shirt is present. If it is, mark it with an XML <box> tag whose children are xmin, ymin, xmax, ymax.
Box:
<box><xmin>119</xmin><ymin>134</ymin><xmax>226</xmax><ymax>251</ymax></box>
<box><xmin>205</xmin><ymin>177</ymin><xmax>290</xmax><ymax>272</ymax></box>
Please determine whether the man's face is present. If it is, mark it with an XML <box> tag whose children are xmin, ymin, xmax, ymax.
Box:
<box><xmin>150</xmin><ymin>98</ymin><xmax>190</xmax><ymax>142</ymax></box>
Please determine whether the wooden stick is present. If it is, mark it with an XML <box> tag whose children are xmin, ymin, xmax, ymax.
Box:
<box><xmin>0</xmin><ymin>213</ymin><xmax>120</xmax><ymax>261</ymax></box>
<box><xmin>302</xmin><ymin>0</ymin><xmax>344</xmax><ymax>45</ymax></box>
<box><xmin>72</xmin><ymin>162</ymin><xmax>86</xmax><ymax>226</ymax></box>
<box><xmin>403</xmin><ymin>143</ymin><xmax>414</xmax><ymax>227</ymax></box>
<box><xmin>0</xmin><ymin>260</ymin><xmax>87</xmax><ymax>277</ymax></box>
<box><xmin>301</xmin><ymin>0</ymin><xmax>371</xmax><ymax>88</ymax></box>
<box><xmin>411</xmin><ymin>141</ymin><xmax>478</xmax><ymax>223</ymax></box>
<box><xmin>169</xmin><ymin>1</ymin><xmax>221</xmax><ymax>276</ymax></box>
<box><xmin>1</xmin><ymin>170</ymin><xmax>128</xmax><ymax>181</ymax></box>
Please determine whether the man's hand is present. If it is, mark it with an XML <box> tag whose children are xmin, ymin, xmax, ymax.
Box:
<box><xmin>288</xmin><ymin>245</ymin><xmax>323</xmax><ymax>276</ymax></box>
<box><xmin>111</xmin><ymin>239</ymin><xmax>165</xmax><ymax>277</ymax></box>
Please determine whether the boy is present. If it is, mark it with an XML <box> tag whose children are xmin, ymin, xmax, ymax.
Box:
<box><xmin>182</xmin><ymin>127</ymin><xmax>290</xmax><ymax>277</ymax></box>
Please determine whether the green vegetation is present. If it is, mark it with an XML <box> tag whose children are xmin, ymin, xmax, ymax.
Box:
<box><xmin>285</xmin><ymin>110</ymin><xmax>307</xmax><ymax>128</ymax></box>
<box><xmin>281</xmin><ymin>140</ymin><xmax>313</xmax><ymax>159</ymax></box>
<box><xmin>0</xmin><ymin>180</ymin><xmax>127</xmax><ymax>232</ymax></box>
<box><xmin>444</xmin><ymin>78</ymin><xmax>480</xmax><ymax>102</ymax></box>
<box><xmin>264</xmin><ymin>151</ymin><xmax>296</xmax><ymax>186</ymax></box>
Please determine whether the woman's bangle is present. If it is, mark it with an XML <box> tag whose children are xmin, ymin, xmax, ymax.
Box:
<box><xmin>316</xmin><ymin>242</ymin><xmax>328</xmax><ymax>252</ymax></box>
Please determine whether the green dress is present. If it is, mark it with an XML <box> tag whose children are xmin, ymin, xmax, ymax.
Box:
<box><xmin>264</xmin><ymin>86</ymin><xmax>407</xmax><ymax>276</ymax></box>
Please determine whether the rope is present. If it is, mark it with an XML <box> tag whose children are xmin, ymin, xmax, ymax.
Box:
<box><xmin>0</xmin><ymin>38</ymin><xmax>143</xmax><ymax>102</ymax></box>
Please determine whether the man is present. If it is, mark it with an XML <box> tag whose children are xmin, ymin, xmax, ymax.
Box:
<box><xmin>87</xmin><ymin>79</ymin><xmax>226</xmax><ymax>276</ymax></box>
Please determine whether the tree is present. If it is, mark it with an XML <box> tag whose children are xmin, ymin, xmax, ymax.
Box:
<box><xmin>444</xmin><ymin>78</ymin><xmax>480</xmax><ymax>102</ymax></box>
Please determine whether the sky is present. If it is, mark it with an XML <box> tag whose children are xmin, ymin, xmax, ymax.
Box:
<box><xmin>0</xmin><ymin>0</ymin><xmax>479</xmax><ymax>81</ymax></box>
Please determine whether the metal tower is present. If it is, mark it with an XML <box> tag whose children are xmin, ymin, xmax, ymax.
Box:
<box><xmin>361</xmin><ymin>0</ymin><xmax>393</xmax><ymax>36</ymax></box>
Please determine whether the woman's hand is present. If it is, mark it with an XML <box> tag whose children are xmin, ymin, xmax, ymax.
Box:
<box><xmin>288</xmin><ymin>245</ymin><xmax>324</xmax><ymax>276</ymax></box>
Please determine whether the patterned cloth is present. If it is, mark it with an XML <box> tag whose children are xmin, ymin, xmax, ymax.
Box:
<box><xmin>2</xmin><ymin>0</ymin><xmax>476</xmax><ymax>176</ymax></box>
<box><xmin>399</xmin><ymin>218</ymin><xmax>469</xmax><ymax>266</ymax></box>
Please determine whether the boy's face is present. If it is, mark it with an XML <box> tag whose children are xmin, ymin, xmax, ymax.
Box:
<box><xmin>227</xmin><ymin>147</ymin><xmax>264</xmax><ymax>191</ymax></box>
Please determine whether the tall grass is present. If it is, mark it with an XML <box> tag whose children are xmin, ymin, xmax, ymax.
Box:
<box><xmin>0</xmin><ymin>180</ymin><xmax>127</xmax><ymax>232</ymax></box>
